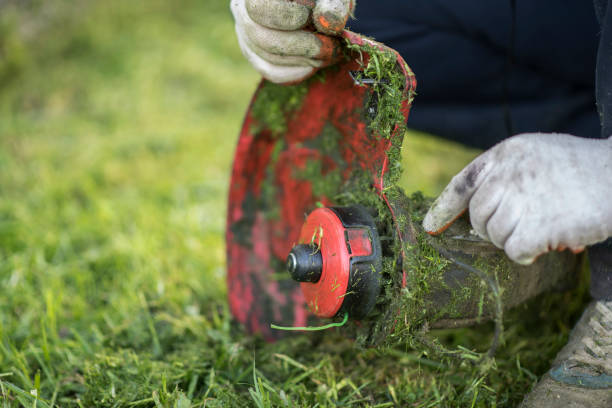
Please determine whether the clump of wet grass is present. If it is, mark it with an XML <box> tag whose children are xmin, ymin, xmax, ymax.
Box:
<box><xmin>345</xmin><ymin>40</ymin><xmax>414</xmax><ymax>142</ymax></box>
<box><xmin>0</xmin><ymin>1</ymin><xmax>592</xmax><ymax>407</ymax></box>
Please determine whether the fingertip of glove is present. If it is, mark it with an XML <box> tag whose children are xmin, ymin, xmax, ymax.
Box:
<box><xmin>422</xmin><ymin>216</ymin><xmax>441</xmax><ymax>236</ymax></box>
<box><xmin>514</xmin><ymin>256</ymin><xmax>535</xmax><ymax>266</ymax></box>
<box><xmin>422</xmin><ymin>208</ymin><xmax>466</xmax><ymax>236</ymax></box>
<box><xmin>312</xmin><ymin>0</ymin><xmax>351</xmax><ymax>35</ymax></box>
<box><xmin>314</xmin><ymin>12</ymin><xmax>348</xmax><ymax>35</ymax></box>
<box><xmin>422</xmin><ymin>216</ymin><xmax>448</xmax><ymax>236</ymax></box>
<box><xmin>504</xmin><ymin>240</ymin><xmax>538</xmax><ymax>265</ymax></box>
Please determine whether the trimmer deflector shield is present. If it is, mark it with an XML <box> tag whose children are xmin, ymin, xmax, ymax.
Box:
<box><xmin>226</xmin><ymin>31</ymin><xmax>416</xmax><ymax>340</ymax></box>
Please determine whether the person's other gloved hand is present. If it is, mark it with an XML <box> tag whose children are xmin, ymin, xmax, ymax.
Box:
<box><xmin>230</xmin><ymin>0</ymin><xmax>354</xmax><ymax>84</ymax></box>
<box><xmin>423</xmin><ymin>133</ymin><xmax>612</xmax><ymax>265</ymax></box>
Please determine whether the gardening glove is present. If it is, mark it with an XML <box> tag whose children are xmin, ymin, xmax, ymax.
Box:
<box><xmin>230</xmin><ymin>0</ymin><xmax>354</xmax><ymax>84</ymax></box>
<box><xmin>422</xmin><ymin>133</ymin><xmax>612</xmax><ymax>265</ymax></box>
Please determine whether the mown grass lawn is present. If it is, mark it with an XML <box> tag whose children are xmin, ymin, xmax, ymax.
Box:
<box><xmin>0</xmin><ymin>1</ymin><xmax>591</xmax><ymax>406</ymax></box>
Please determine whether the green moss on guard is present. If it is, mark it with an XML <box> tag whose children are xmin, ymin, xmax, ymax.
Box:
<box><xmin>249</xmin><ymin>80</ymin><xmax>309</xmax><ymax>136</ymax></box>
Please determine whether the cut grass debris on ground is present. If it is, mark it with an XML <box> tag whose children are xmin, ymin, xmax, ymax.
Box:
<box><xmin>0</xmin><ymin>1</ymin><xmax>592</xmax><ymax>406</ymax></box>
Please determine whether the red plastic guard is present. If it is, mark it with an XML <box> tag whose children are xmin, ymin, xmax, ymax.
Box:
<box><xmin>226</xmin><ymin>31</ymin><xmax>416</xmax><ymax>340</ymax></box>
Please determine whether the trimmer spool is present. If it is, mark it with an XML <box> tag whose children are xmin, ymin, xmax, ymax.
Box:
<box><xmin>286</xmin><ymin>206</ymin><xmax>382</xmax><ymax>319</ymax></box>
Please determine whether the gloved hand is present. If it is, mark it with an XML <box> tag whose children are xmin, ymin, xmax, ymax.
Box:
<box><xmin>230</xmin><ymin>0</ymin><xmax>354</xmax><ymax>84</ymax></box>
<box><xmin>423</xmin><ymin>133</ymin><xmax>612</xmax><ymax>265</ymax></box>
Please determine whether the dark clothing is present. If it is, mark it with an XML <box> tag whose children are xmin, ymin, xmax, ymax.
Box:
<box><xmin>592</xmin><ymin>1</ymin><xmax>612</xmax><ymax>300</ymax></box>
<box><xmin>348</xmin><ymin>0</ymin><xmax>601</xmax><ymax>149</ymax></box>
<box><xmin>349</xmin><ymin>0</ymin><xmax>612</xmax><ymax>299</ymax></box>
<box><xmin>595</xmin><ymin>0</ymin><xmax>612</xmax><ymax>139</ymax></box>
<box><xmin>590</xmin><ymin>239</ymin><xmax>612</xmax><ymax>300</ymax></box>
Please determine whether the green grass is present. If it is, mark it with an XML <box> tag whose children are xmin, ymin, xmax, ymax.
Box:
<box><xmin>0</xmin><ymin>1</ymin><xmax>591</xmax><ymax>406</ymax></box>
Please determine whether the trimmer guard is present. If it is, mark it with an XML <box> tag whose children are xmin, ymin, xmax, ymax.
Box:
<box><xmin>226</xmin><ymin>31</ymin><xmax>416</xmax><ymax>340</ymax></box>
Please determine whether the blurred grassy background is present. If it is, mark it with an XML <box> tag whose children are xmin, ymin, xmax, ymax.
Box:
<box><xmin>0</xmin><ymin>1</ymin><xmax>585</xmax><ymax>407</ymax></box>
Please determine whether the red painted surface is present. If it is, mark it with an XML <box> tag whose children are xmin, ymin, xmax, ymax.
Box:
<box><xmin>346</xmin><ymin>229</ymin><xmax>372</xmax><ymax>257</ymax></box>
<box><xmin>226</xmin><ymin>30</ymin><xmax>416</xmax><ymax>340</ymax></box>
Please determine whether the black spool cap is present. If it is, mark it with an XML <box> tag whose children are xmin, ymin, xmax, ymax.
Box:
<box><xmin>286</xmin><ymin>244</ymin><xmax>323</xmax><ymax>283</ymax></box>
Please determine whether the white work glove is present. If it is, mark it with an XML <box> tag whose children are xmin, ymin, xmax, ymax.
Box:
<box><xmin>230</xmin><ymin>0</ymin><xmax>354</xmax><ymax>84</ymax></box>
<box><xmin>423</xmin><ymin>133</ymin><xmax>612</xmax><ymax>265</ymax></box>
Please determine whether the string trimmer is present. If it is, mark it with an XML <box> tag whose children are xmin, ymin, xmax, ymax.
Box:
<box><xmin>226</xmin><ymin>31</ymin><xmax>580</xmax><ymax>346</ymax></box>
